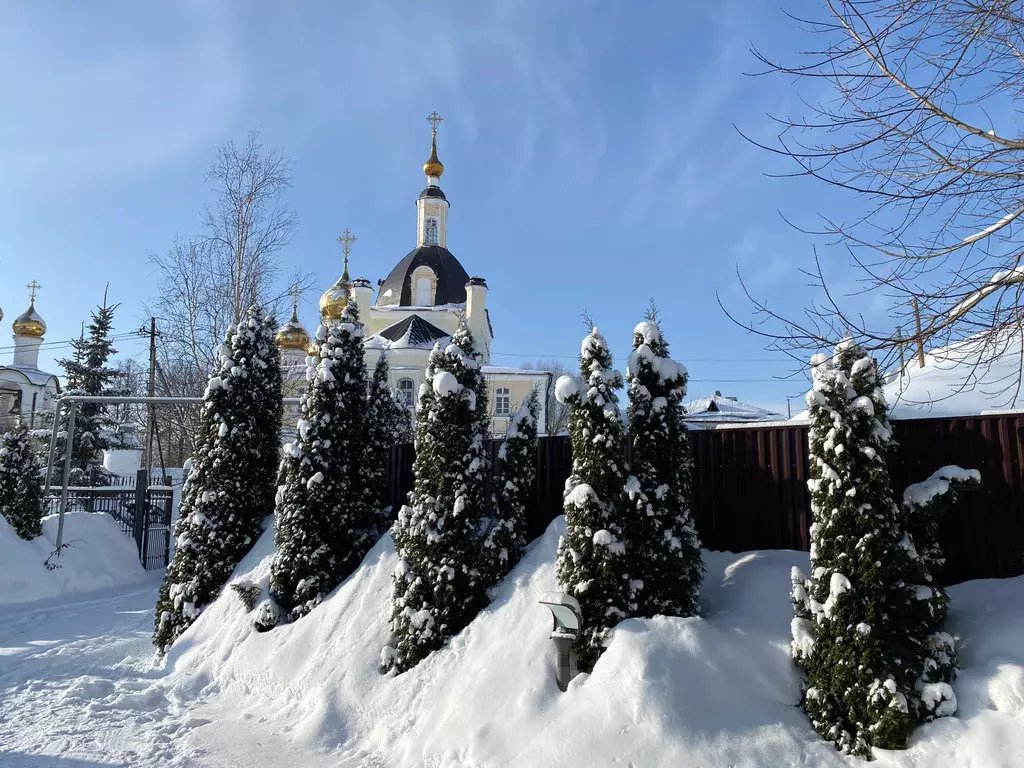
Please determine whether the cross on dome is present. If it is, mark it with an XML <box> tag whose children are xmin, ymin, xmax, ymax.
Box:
<box><xmin>426</xmin><ymin>111</ymin><xmax>443</xmax><ymax>133</ymax></box>
<box><xmin>26</xmin><ymin>280</ymin><xmax>40</xmax><ymax>302</ymax></box>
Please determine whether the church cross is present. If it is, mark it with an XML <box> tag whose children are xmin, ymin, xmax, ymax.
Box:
<box><xmin>337</xmin><ymin>228</ymin><xmax>356</xmax><ymax>272</ymax></box>
<box><xmin>289</xmin><ymin>285</ymin><xmax>302</xmax><ymax>312</ymax></box>
<box><xmin>26</xmin><ymin>280</ymin><xmax>40</xmax><ymax>301</ymax></box>
<box><xmin>426</xmin><ymin>111</ymin><xmax>443</xmax><ymax>134</ymax></box>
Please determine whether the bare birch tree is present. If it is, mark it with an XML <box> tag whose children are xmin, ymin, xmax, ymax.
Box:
<box><xmin>148</xmin><ymin>130</ymin><xmax>312</xmax><ymax>457</ymax></box>
<box><xmin>731</xmin><ymin>0</ymin><xmax>1024</xmax><ymax>403</ymax></box>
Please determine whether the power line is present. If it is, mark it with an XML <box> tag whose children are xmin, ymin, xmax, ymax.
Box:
<box><xmin>489</xmin><ymin>350</ymin><xmax>795</xmax><ymax>364</ymax></box>
<box><xmin>0</xmin><ymin>332</ymin><xmax>145</xmax><ymax>354</ymax></box>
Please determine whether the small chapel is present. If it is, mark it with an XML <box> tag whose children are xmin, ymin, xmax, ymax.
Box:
<box><xmin>0</xmin><ymin>282</ymin><xmax>61</xmax><ymax>432</ymax></box>
<box><xmin>275</xmin><ymin>114</ymin><xmax>551</xmax><ymax>436</ymax></box>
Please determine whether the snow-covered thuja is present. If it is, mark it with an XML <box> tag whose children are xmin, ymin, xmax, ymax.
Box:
<box><xmin>381</xmin><ymin>322</ymin><xmax>491</xmax><ymax>674</ymax></box>
<box><xmin>554</xmin><ymin>327</ymin><xmax>630</xmax><ymax>672</ymax></box>
<box><xmin>154</xmin><ymin>307</ymin><xmax>283</xmax><ymax>653</ymax></box>
<box><xmin>624</xmin><ymin>321</ymin><xmax>703</xmax><ymax>618</ymax></box>
<box><xmin>482</xmin><ymin>388</ymin><xmax>539</xmax><ymax>586</ymax></box>
<box><xmin>256</xmin><ymin>301</ymin><xmax>369</xmax><ymax>630</ymax></box>
<box><xmin>362</xmin><ymin>353</ymin><xmax>406</xmax><ymax>533</ymax></box>
<box><xmin>791</xmin><ymin>340</ymin><xmax>969</xmax><ymax>755</ymax></box>
<box><xmin>0</xmin><ymin>424</ymin><xmax>45</xmax><ymax>540</ymax></box>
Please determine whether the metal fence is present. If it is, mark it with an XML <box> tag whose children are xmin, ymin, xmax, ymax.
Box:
<box><xmin>43</xmin><ymin>482</ymin><xmax>174</xmax><ymax>570</ymax></box>
<box><xmin>384</xmin><ymin>414</ymin><xmax>1024</xmax><ymax>586</ymax></box>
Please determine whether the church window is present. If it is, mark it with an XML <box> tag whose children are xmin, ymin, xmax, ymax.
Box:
<box><xmin>412</xmin><ymin>266</ymin><xmax>435</xmax><ymax>306</ymax></box>
<box><xmin>495</xmin><ymin>387</ymin><xmax>511</xmax><ymax>416</ymax></box>
<box><xmin>424</xmin><ymin>217</ymin><xmax>439</xmax><ymax>245</ymax></box>
<box><xmin>398</xmin><ymin>378</ymin><xmax>415</xmax><ymax>409</ymax></box>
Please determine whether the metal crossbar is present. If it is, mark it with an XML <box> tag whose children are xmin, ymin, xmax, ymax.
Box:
<box><xmin>45</xmin><ymin>394</ymin><xmax>302</xmax><ymax>551</ymax></box>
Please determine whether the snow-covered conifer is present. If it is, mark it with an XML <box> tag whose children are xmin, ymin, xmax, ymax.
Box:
<box><xmin>362</xmin><ymin>353</ymin><xmax>406</xmax><ymax>533</ymax></box>
<box><xmin>555</xmin><ymin>327</ymin><xmax>630</xmax><ymax>671</ymax></box>
<box><xmin>481</xmin><ymin>388</ymin><xmax>539</xmax><ymax>586</ymax></box>
<box><xmin>792</xmin><ymin>340</ymin><xmax>971</xmax><ymax>754</ymax></box>
<box><xmin>624</xmin><ymin>320</ymin><xmax>703</xmax><ymax>618</ymax></box>
<box><xmin>381</xmin><ymin>321</ymin><xmax>490</xmax><ymax>674</ymax></box>
<box><xmin>154</xmin><ymin>307</ymin><xmax>282</xmax><ymax>653</ymax></box>
<box><xmin>56</xmin><ymin>292</ymin><xmax>122</xmax><ymax>486</ymax></box>
<box><xmin>0</xmin><ymin>424</ymin><xmax>45</xmax><ymax>540</ymax></box>
<box><xmin>257</xmin><ymin>300</ymin><xmax>369</xmax><ymax>629</ymax></box>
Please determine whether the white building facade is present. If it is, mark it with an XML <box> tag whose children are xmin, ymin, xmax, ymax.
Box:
<box><xmin>276</xmin><ymin>119</ymin><xmax>550</xmax><ymax>435</ymax></box>
<box><xmin>0</xmin><ymin>284</ymin><xmax>60</xmax><ymax>432</ymax></box>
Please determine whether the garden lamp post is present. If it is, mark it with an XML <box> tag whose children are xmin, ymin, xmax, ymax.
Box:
<box><xmin>539</xmin><ymin>592</ymin><xmax>582</xmax><ymax>692</ymax></box>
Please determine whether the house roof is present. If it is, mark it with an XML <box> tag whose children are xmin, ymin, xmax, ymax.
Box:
<box><xmin>365</xmin><ymin>314</ymin><xmax>451</xmax><ymax>350</ymax></box>
<box><xmin>685</xmin><ymin>393</ymin><xmax>782</xmax><ymax>423</ymax></box>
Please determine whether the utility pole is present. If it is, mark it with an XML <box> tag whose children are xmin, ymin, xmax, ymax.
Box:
<box><xmin>911</xmin><ymin>298</ymin><xmax>926</xmax><ymax>368</ymax></box>
<box><xmin>137</xmin><ymin>317</ymin><xmax>160</xmax><ymax>478</ymax></box>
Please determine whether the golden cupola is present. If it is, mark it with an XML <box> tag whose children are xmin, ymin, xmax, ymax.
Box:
<box><xmin>320</xmin><ymin>228</ymin><xmax>357</xmax><ymax>321</ymax></box>
<box><xmin>423</xmin><ymin>132</ymin><xmax>444</xmax><ymax>180</ymax></box>
<box><xmin>13</xmin><ymin>281</ymin><xmax>45</xmax><ymax>338</ymax></box>
<box><xmin>276</xmin><ymin>294</ymin><xmax>311</xmax><ymax>351</ymax></box>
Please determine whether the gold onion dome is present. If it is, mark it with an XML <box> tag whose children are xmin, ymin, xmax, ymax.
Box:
<box><xmin>13</xmin><ymin>298</ymin><xmax>45</xmax><ymax>338</ymax></box>
<box><xmin>320</xmin><ymin>260</ymin><xmax>351</xmax><ymax>320</ymax></box>
<box><xmin>423</xmin><ymin>133</ymin><xmax>444</xmax><ymax>179</ymax></box>
<box><xmin>275</xmin><ymin>306</ymin><xmax>310</xmax><ymax>351</ymax></box>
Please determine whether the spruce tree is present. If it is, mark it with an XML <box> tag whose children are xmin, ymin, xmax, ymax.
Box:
<box><xmin>791</xmin><ymin>340</ymin><xmax>967</xmax><ymax>755</ymax></box>
<box><xmin>154</xmin><ymin>307</ymin><xmax>282</xmax><ymax>653</ymax></box>
<box><xmin>56</xmin><ymin>292</ymin><xmax>122</xmax><ymax>485</ymax></box>
<box><xmin>381</xmin><ymin>321</ymin><xmax>490</xmax><ymax>674</ymax></box>
<box><xmin>624</xmin><ymin>320</ymin><xmax>703</xmax><ymax>618</ymax></box>
<box><xmin>362</xmin><ymin>353</ymin><xmax>406</xmax><ymax>533</ymax></box>
<box><xmin>256</xmin><ymin>300</ymin><xmax>369</xmax><ymax>629</ymax></box>
<box><xmin>554</xmin><ymin>326</ymin><xmax>630</xmax><ymax>672</ymax></box>
<box><xmin>0</xmin><ymin>424</ymin><xmax>45</xmax><ymax>540</ymax></box>
<box><xmin>481</xmin><ymin>388</ymin><xmax>539</xmax><ymax>586</ymax></box>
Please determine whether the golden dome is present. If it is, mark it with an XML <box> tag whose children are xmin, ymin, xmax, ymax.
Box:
<box><xmin>12</xmin><ymin>298</ymin><xmax>45</xmax><ymax>338</ymax></box>
<box><xmin>276</xmin><ymin>306</ymin><xmax>310</xmax><ymax>351</ymax></box>
<box><xmin>423</xmin><ymin>133</ymin><xmax>444</xmax><ymax>179</ymax></box>
<box><xmin>319</xmin><ymin>258</ymin><xmax>351</xmax><ymax>320</ymax></box>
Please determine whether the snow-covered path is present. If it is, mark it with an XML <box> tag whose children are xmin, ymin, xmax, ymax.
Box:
<box><xmin>0</xmin><ymin>577</ymin><xmax>193</xmax><ymax>767</ymax></box>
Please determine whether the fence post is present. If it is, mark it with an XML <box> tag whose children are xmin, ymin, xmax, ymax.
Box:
<box><xmin>55</xmin><ymin>401</ymin><xmax>78</xmax><ymax>551</ymax></box>
<box><xmin>134</xmin><ymin>468</ymin><xmax>148</xmax><ymax>559</ymax></box>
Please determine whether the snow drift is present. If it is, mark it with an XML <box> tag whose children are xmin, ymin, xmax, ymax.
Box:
<box><xmin>162</xmin><ymin>518</ymin><xmax>1024</xmax><ymax>767</ymax></box>
<box><xmin>0</xmin><ymin>510</ymin><xmax>148</xmax><ymax>605</ymax></box>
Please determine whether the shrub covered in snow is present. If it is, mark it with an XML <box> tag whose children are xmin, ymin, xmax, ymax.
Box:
<box><xmin>361</xmin><ymin>353</ymin><xmax>407</xmax><ymax>533</ymax></box>
<box><xmin>792</xmin><ymin>339</ymin><xmax>975</xmax><ymax>755</ymax></box>
<box><xmin>624</xmin><ymin>319</ymin><xmax>703</xmax><ymax>618</ymax></box>
<box><xmin>556</xmin><ymin>326</ymin><xmax>630</xmax><ymax>671</ymax></box>
<box><xmin>0</xmin><ymin>424</ymin><xmax>45</xmax><ymax>540</ymax></box>
<box><xmin>154</xmin><ymin>306</ymin><xmax>283</xmax><ymax>653</ymax></box>
<box><xmin>382</xmin><ymin>320</ymin><xmax>491</xmax><ymax>673</ymax></box>
<box><xmin>481</xmin><ymin>388</ymin><xmax>539</xmax><ymax>586</ymax></box>
<box><xmin>256</xmin><ymin>300</ymin><xmax>370</xmax><ymax>630</ymax></box>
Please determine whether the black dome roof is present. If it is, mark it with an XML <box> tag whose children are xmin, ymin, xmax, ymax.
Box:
<box><xmin>376</xmin><ymin>245</ymin><xmax>471</xmax><ymax>307</ymax></box>
<box><xmin>418</xmin><ymin>185</ymin><xmax>447</xmax><ymax>202</ymax></box>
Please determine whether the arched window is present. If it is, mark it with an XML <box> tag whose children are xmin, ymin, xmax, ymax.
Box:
<box><xmin>495</xmin><ymin>387</ymin><xmax>511</xmax><ymax>416</ymax></box>
<box><xmin>397</xmin><ymin>378</ymin><xmax>416</xmax><ymax>409</ymax></box>
<box><xmin>412</xmin><ymin>266</ymin><xmax>435</xmax><ymax>306</ymax></box>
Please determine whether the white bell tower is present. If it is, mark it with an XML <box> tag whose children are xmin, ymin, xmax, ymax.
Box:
<box><xmin>416</xmin><ymin>111</ymin><xmax>450</xmax><ymax>248</ymax></box>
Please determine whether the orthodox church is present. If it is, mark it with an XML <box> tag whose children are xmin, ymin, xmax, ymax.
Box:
<box><xmin>0</xmin><ymin>282</ymin><xmax>61</xmax><ymax>431</ymax></box>
<box><xmin>276</xmin><ymin>115</ymin><xmax>551</xmax><ymax>435</ymax></box>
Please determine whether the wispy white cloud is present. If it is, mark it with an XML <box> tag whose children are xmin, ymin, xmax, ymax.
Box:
<box><xmin>0</xmin><ymin>1</ymin><xmax>242</xmax><ymax>189</ymax></box>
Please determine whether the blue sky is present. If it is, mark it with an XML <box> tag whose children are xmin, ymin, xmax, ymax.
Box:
<box><xmin>0</xmin><ymin>0</ymin><xmax>868</xmax><ymax>415</ymax></box>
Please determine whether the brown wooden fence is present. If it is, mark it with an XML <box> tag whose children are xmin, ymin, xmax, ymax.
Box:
<box><xmin>385</xmin><ymin>413</ymin><xmax>1024</xmax><ymax>585</ymax></box>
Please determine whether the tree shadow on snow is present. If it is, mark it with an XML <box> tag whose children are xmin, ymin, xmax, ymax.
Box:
<box><xmin>0</xmin><ymin>753</ymin><xmax>117</xmax><ymax>767</ymax></box>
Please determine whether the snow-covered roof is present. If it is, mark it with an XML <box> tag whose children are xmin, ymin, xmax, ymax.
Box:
<box><xmin>480</xmin><ymin>366</ymin><xmax>552</xmax><ymax>377</ymax></box>
<box><xmin>0</xmin><ymin>365</ymin><xmax>60</xmax><ymax>388</ymax></box>
<box><xmin>684</xmin><ymin>393</ymin><xmax>783</xmax><ymax>424</ymax></box>
<box><xmin>374</xmin><ymin>303</ymin><xmax>465</xmax><ymax>313</ymax></box>
<box><xmin>788</xmin><ymin>330</ymin><xmax>1024</xmax><ymax>421</ymax></box>
<box><xmin>364</xmin><ymin>315</ymin><xmax>451</xmax><ymax>351</ymax></box>
<box><xmin>884</xmin><ymin>331</ymin><xmax>1024</xmax><ymax>418</ymax></box>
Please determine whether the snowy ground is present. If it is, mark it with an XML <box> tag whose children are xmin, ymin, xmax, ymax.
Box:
<box><xmin>0</xmin><ymin>511</ymin><xmax>148</xmax><ymax>607</ymax></box>
<box><xmin>1</xmin><ymin>518</ymin><xmax>1022</xmax><ymax>767</ymax></box>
